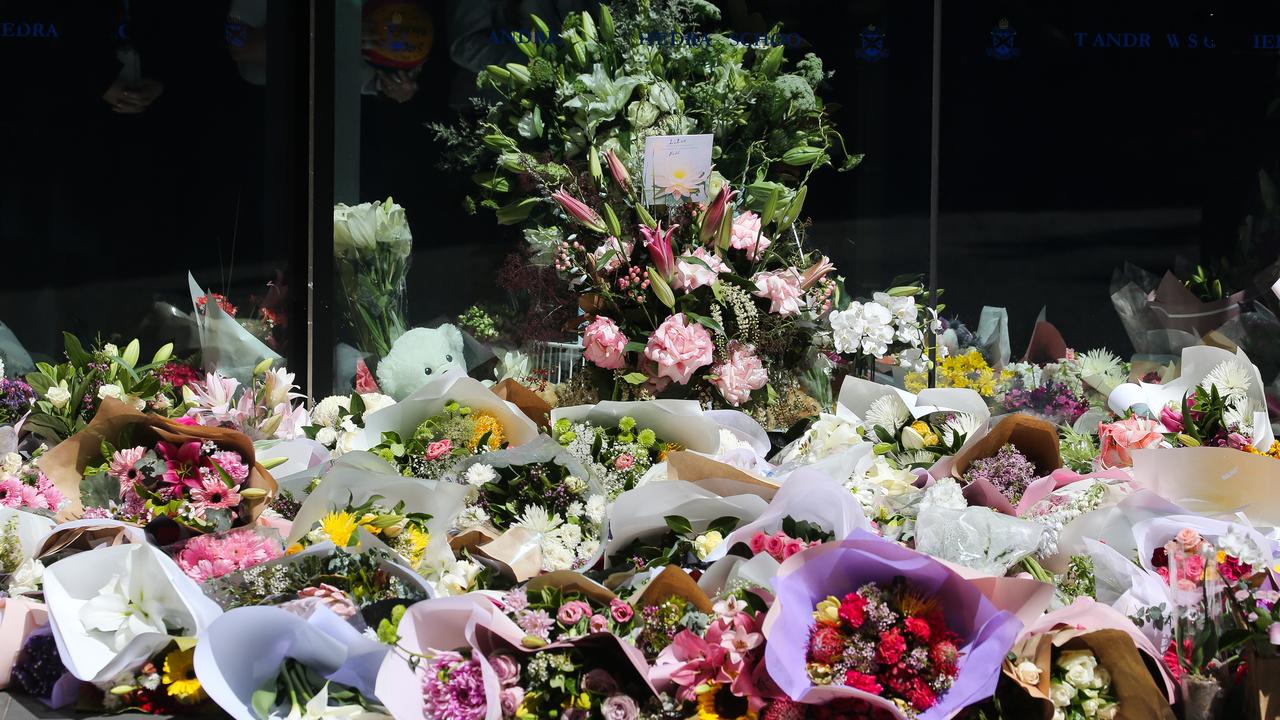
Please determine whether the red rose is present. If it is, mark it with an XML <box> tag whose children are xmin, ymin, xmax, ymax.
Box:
<box><xmin>876</xmin><ymin>628</ymin><xmax>907</xmax><ymax>665</ymax></box>
<box><xmin>838</xmin><ymin>593</ymin><xmax>868</xmax><ymax>628</ymax></box>
<box><xmin>904</xmin><ymin>616</ymin><xmax>931</xmax><ymax>642</ymax></box>
<box><xmin>844</xmin><ymin>670</ymin><xmax>884</xmax><ymax>695</ymax></box>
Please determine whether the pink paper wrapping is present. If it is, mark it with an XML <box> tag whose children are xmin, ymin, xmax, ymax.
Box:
<box><xmin>0</xmin><ymin>597</ymin><xmax>49</xmax><ymax>689</ymax></box>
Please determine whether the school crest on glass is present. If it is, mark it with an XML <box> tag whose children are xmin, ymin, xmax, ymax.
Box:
<box><xmin>642</xmin><ymin>134</ymin><xmax>714</xmax><ymax>205</ymax></box>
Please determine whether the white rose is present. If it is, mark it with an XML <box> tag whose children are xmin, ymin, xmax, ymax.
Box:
<box><xmin>1049</xmin><ymin>680</ymin><xmax>1077</xmax><ymax>708</ymax></box>
<box><xmin>1080</xmin><ymin>697</ymin><xmax>1100</xmax><ymax>718</ymax></box>
<box><xmin>359</xmin><ymin>392</ymin><xmax>396</xmax><ymax>415</ymax></box>
<box><xmin>97</xmin><ymin>383</ymin><xmax>125</xmax><ymax>401</ymax></box>
<box><xmin>465</xmin><ymin>463</ymin><xmax>497</xmax><ymax>487</ymax></box>
<box><xmin>1092</xmin><ymin>666</ymin><xmax>1111</xmax><ymax>691</ymax></box>
<box><xmin>1012</xmin><ymin>659</ymin><xmax>1042</xmax><ymax>686</ymax></box>
<box><xmin>315</xmin><ymin>427</ymin><xmax>338</xmax><ymax>447</ymax></box>
<box><xmin>1059</xmin><ymin>650</ymin><xmax>1098</xmax><ymax>688</ymax></box>
<box><xmin>45</xmin><ymin>383</ymin><xmax>71</xmax><ymax>410</ymax></box>
<box><xmin>1</xmin><ymin>452</ymin><xmax>22</xmax><ymax>474</ymax></box>
<box><xmin>693</xmin><ymin>531</ymin><xmax>724</xmax><ymax>560</ymax></box>
<box><xmin>1097</xmin><ymin>703</ymin><xmax>1119</xmax><ymax>720</ymax></box>
<box><xmin>6</xmin><ymin>558</ymin><xmax>44</xmax><ymax>595</ymax></box>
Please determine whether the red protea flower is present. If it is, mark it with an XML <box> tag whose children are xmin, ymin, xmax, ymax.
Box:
<box><xmin>876</xmin><ymin>628</ymin><xmax>907</xmax><ymax>665</ymax></box>
<box><xmin>808</xmin><ymin>623</ymin><xmax>846</xmax><ymax>664</ymax></box>
<box><xmin>929</xmin><ymin>639</ymin><xmax>960</xmax><ymax>675</ymax></box>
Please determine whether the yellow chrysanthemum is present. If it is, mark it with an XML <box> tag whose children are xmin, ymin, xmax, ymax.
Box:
<box><xmin>908</xmin><ymin>349</ymin><xmax>1002</xmax><ymax>397</ymax></box>
<box><xmin>162</xmin><ymin>647</ymin><xmax>206</xmax><ymax>704</ymax></box>
<box><xmin>1247</xmin><ymin>441</ymin><xmax>1280</xmax><ymax>459</ymax></box>
<box><xmin>468</xmin><ymin>412</ymin><xmax>506</xmax><ymax>450</ymax></box>
<box><xmin>396</xmin><ymin>525</ymin><xmax>431</xmax><ymax>567</ymax></box>
<box><xmin>320</xmin><ymin>510</ymin><xmax>359</xmax><ymax>547</ymax></box>
<box><xmin>909</xmin><ymin>420</ymin><xmax>940</xmax><ymax>446</ymax></box>
<box><xmin>695</xmin><ymin>684</ymin><xmax>758</xmax><ymax>720</ymax></box>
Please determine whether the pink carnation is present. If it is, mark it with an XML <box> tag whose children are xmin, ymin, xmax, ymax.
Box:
<box><xmin>210</xmin><ymin>450</ymin><xmax>250</xmax><ymax>482</ymax></box>
<box><xmin>425</xmin><ymin>439</ymin><xmax>452</xmax><ymax>460</ymax></box>
<box><xmin>730</xmin><ymin>211</ymin><xmax>771</xmax><ymax>260</ymax></box>
<box><xmin>709</xmin><ymin>342</ymin><xmax>768</xmax><ymax>407</ymax></box>
<box><xmin>613</xmin><ymin>453</ymin><xmax>635</xmax><ymax>470</ymax></box>
<box><xmin>1098</xmin><ymin>416</ymin><xmax>1164</xmax><ymax>469</ymax></box>
<box><xmin>643</xmin><ymin>314</ymin><xmax>714</xmax><ymax>385</ymax></box>
<box><xmin>583</xmin><ymin>316</ymin><xmax>629</xmax><ymax>370</ymax></box>
<box><xmin>752</xmin><ymin>269</ymin><xmax>804</xmax><ymax>316</ymax></box>
<box><xmin>672</xmin><ymin>247</ymin><xmax>727</xmax><ymax>292</ymax></box>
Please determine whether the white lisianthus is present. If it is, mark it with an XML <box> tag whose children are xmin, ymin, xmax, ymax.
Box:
<box><xmin>692</xmin><ymin>531</ymin><xmax>724</xmax><ymax>560</ymax></box>
<box><xmin>45</xmin><ymin>382</ymin><xmax>72</xmax><ymax>410</ymax></box>
<box><xmin>375</xmin><ymin>197</ymin><xmax>413</xmax><ymax>259</ymax></box>
<box><xmin>465</xmin><ymin>463</ymin><xmax>497</xmax><ymax>487</ymax></box>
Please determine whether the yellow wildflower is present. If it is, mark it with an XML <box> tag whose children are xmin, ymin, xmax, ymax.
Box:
<box><xmin>320</xmin><ymin>510</ymin><xmax>360</xmax><ymax>547</ymax></box>
<box><xmin>162</xmin><ymin>647</ymin><xmax>206</xmax><ymax>704</ymax></box>
<box><xmin>468</xmin><ymin>412</ymin><xmax>506</xmax><ymax>450</ymax></box>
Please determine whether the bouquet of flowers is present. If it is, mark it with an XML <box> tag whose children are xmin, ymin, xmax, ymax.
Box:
<box><xmin>333</xmin><ymin>197</ymin><xmax>413</xmax><ymax>358</ymax></box>
<box><xmin>495</xmin><ymin>582</ymin><xmax>640</xmax><ymax>646</ymax></box>
<box><xmin>22</xmin><ymin>334</ymin><xmax>185</xmax><ymax>444</ymax></box>
<box><xmin>1048</xmin><ymin>649</ymin><xmax>1121</xmax><ymax>720</ymax></box>
<box><xmin>371</xmin><ymin>399</ymin><xmax>509</xmax><ymax>480</ymax></box>
<box><xmin>607</xmin><ymin>512</ymin><xmax>744</xmax><ymax>572</ymax></box>
<box><xmin>0</xmin><ymin>371</ymin><xmax>35</xmax><ymax>428</ymax></box>
<box><xmin>449</xmin><ymin>438</ymin><xmax>603</xmax><ymax>578</ymax></box>
<box><xmin>0</xmin><ymin>457</ymin><xmax>68</xmax><ymax>513</ymax></box>
<box><xmin>171</xmin><ymin>526</ymin><xmax>283</xmax><ymax>583</ymax></box>
<box><xmin>863</xmin><ymin>395</ymin><xmax>976</xmax><ymax>471</ymax></box>
<box><xmin>961</xmin><ymin>443</ymin><xmax>1039</xmax><ymax>506</ymax></box>
<box><xmin>906</xmin><ymin>349</ymin><xmax>1007</xmax><ymax>398</ymax></box>
<box><xmin>307</xmin><ymin>390</ymin><xmax>396</xmax><ymax>456</ymax></box>
<box><xmin>552</xmin><ymin>413</ymin><xmax>680</xmax><ymax>500</ymax></box>
<box><xmin>296</xmin><ymin>494</ymin><xmax>434</xmax><ymax>571</ymax></box>
<box><xmin>830</xmin><ymin>281</ymin><xmax>937</xmax><ymax>377</ymax></box>
<box><xmin>182</xmin><ymin>362</ymin><xmax>309</xmax><ymax>442</ymax></box>
<box><xmin>246</xmin><ymin>657</ymin><xmax>389</xmax><ymax>720</ymax></box>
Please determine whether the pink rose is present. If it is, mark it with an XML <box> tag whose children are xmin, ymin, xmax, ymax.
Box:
<box><xmin>557</xmin><ymin>600</ymin><xmax>591</xmax><ymax>625</ymax></box>
<box><xmin>489</xmin><ymin>653</ymin><xmax>521</xmax><ymax>686</ymax></box>
<box><xmin>763</xmin><ymin>533</ymin><xmax>786</xmax><ymax>561</ymax></box>
<box><xmin>709</xmin><ymin>341</ymin><xmax>768</xmax><ymax>407</ymax></box>
<box><xmin>425</xmin><ymin>439</ymin><xmax>453</xmax><ymax>460</ymax></box>
<box><xmin>643</xmin><ymin>314</ymin><xmax>715</xmax><ymax>385</ymax></box>
<box><xmin>590</xmin><ymin>614</ymin><xmax>610</xmax><ymax>633</ymax></box>
<box><xmin>583</xmin><ymin>316</ymin><xmax>629</xmax><ymax>370</ymax></box>
<box><xmin>781</xmin><ymin>539</ymin><xmax>805</xmax><ymax>559</ymax></box>
<box><xmin>672</xmin><ymin>247</ymin><xmax>727</xmax><ymax>292</ymax></box>
<box><xmin>500</xmin><ymin>687</ymin><xmax>525</xmax><ymax>717</ymax></box>
<box><xmin>1175</xmin><ymin>528</ymin><xmax>1203</xmax><ymax>552</ymax></box>
<box><xmin>609</xmin><ymin>598</ymin><xmax>634</xmax><ymax>623</ymax></box>
<box><xmin>1097</xmin><ymin>416</ymin><xmax>1164</xmax><ymax>469</ymax></box>
<box><xmin>749</xmin><ymin>531</ymin><xmax>769</xmax><ymax>555</ymax></box>
<box><xmin>613</xmin><ymin>453</ymin><xmax>635</xmax><ymax>471</ymax></box>
<box><xmin>751</xmin><ymin>269</ymin><xmax>804</xmax><ymax>315</ymax></box>
<box><xmin>730</xmin><ymin>211</ymin><xmax>771</xmax><ymax>260</ymax></box>
<box><xmin>1179</xmin><ymin>554</ymin><xmax>1206</xmax><ymax>584</ymax></box>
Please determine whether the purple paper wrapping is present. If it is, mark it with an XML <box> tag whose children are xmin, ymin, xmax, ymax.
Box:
<box><xmin>763</xmin><ymin>530</ymin><xmax>1022</xmax><ymax>719</ymax></box>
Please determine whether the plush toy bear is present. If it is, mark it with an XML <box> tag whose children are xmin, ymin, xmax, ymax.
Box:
<box><xmin>375</xmin><ymin>324</ymin><xmax>466</xmax><ymax>400</ymax></box>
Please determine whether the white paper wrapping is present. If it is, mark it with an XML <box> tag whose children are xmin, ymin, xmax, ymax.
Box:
<box><xmin>914</xmin><ymin>504</ymin><xmax>1044</xmax><ymax>575</ymax></box>
<box><xmin>194</xmin><ymin>605</ymin><xmax>389</xmax><ymax>720</ymax></box>
<box><xmin>604</xmin><ymin>481</ymin><xmax>769</xmax><ymax>562</ymax></box>
<box><xmin>705</xmin><ymin>469</ymin><xmax>869</xmax><ymax>562</ymax></box>
<box><xmin>285</xmin><ymin>451</ymin><xmax>469</xmax><ymax>572</ymax></box>
<box><xmin>1132</xmin><ymin>447</ymin><xmax>1280</xmax><ymax>525</ymax></box>
<box><xmin>551</xmin><ymin>399</ymin><xmax>721</xmax><ymax>454</ymax></box>
<box><xmin>355</xmin><ymin>370</ymin><xmax>539</xmax><ymax>452</ymax></box>
<box><xmin>254</xmin><ymin>437</ymin><xmax>331</xmax><ymax>480</ymax></box>
<box><xmin>44</xmin><ymin>543</ymin><xmax>223</xmax><ymax>682</ymax></box>
<box><xmin>1084</xmin><ymin>538</ymin><xmax>1173</xmax><ymax>649</ymax></box>
<box><xmin>0</xmin><ymin>507</ymin><xmax>55</xmax><ymax>560</ymax></box>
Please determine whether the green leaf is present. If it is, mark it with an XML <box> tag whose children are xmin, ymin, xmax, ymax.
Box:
<box><xmin>251</xmin><ymin>685</ymin><xmax>278</xmax><ymax>719</ymax></box>
<box><xmin>708</xmin><ymin>515</ymin><xmax>740</xmax><ymax>536</ymax></box>
<box><xmin>759</xmin><ymin>186</ymin><xmax>779</xmax><ymax>227</ymax></box>
<box><xmin>63</xmin><ymin>332</ymin><xmax>91</xmax><ymax>367</ymax></box>
<box><xmin>682</xmin><ymin>310</ymin><xmax>724</xmax><ymax>335</ymax></box>
<box><xmin>621</xmin><ymin>372</ymin><xmax>648</xmax><ymax>385</ymax></box>
<box><xmin>664</xmin><ymin>515</ymin><xmax>694</xmax><ymax>536</ymax></box>
<box><xmin>472</xmin><ymin>173</ymin><xmax>511</xmax><ymax>193</ymax></box>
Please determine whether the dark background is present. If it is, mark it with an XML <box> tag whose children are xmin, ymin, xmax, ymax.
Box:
<box><xmin>1</xmin><ymin>0</ymin><xmax>1277</xmax><ymax>376</ymax></box>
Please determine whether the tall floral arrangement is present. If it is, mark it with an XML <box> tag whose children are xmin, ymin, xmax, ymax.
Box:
<box><xmin>333</xmin><ymin>197</ymin><xmax>413</xmax><ymax>358</ymax></box>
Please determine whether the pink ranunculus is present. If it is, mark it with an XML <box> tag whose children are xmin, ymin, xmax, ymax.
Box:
<box><xmin>557</xmin><ymin>600</ymin><xmax>591</xmax><ymax>626</ymax></box>
<box><xmin>672</xmin><ymin>247</ymin><xmax>727</xmax><ymax>292</ymax></box>
<box><xmin>1097</xmin><ymin>416</ymin><xmax>1165</xmax><ymax>469</ymax></box>
<box><xmin>643</xmin><ymin>314</ymin><xmax>715</xmax><ymax>385</ymax></box>
<box><xmin>1175</xmin><ymin>528</ymin><xmax>1203</xmax><ymax>552</ymax></box>
<box><xmin>730</xmin><ymin>211</ymin><xmax>771</xmax><ymax>260</ymax></box>
<box><xmin>589</xmin><ymin>614</ymin><xmax>610</xmax><ymax>633</ymax></box>
<box><xmin>425</xmin><ymin>439</ymin><xmax>453</xmax><ymax>460</ymax></box>
<box><xmin>749</xmin><ymin>531</ymin><xmax>768</xmax><ymax>555</ymax></box>
<box><xmin>609</xmin><ymin>598</ymin><xmax>634</xmax><ymax>623</ymax></box>
<box><xmin>708</xmin><ymin>342</ymin><xmax>768</xmax><ymax>407</ymax></box>
<box><xmin>781</xmin><ymin>539</ymin><xmax>805</xmax><ymax>559</ymax></box>
<box><xmin>613</xmin><ymin>453</ymin><xmax>635</xmax><ymax>471</ymax></box>
<box><xmin>583</xmin><ymin>316</ymin><xmax>629</xmax><ymax>370</ymax></box>
<box><xmin>751</xmin><ymin>269</ymin><xmax>804</xmax><ymax>316</ymax></box>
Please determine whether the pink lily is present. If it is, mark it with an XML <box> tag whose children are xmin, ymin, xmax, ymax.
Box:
<box><xmin>698</xmin><ymin>186</ymin><xmax>737</xmax><ymax>245</ymax></box>
<box><xmin>603</xmin><ymin>149</ymin><xmax>630</xmax><ymax>191</ymax></box>
<box><xmin>640</xmin><ymin>222</ymin><xmax>679</xmax><ymax>281</ymax></box>
<box><xmin>799</xmin><ymin>255</ymin><xmax>836</xmax><ymax>290</ymax></box>
<box><xmin>550</xmin><ymin>188</ymin><xmax>608</xmax><ymax>234</ymax></box>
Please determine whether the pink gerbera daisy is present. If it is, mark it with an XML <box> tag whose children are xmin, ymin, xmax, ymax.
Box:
<box><xmin>108</xmin><ymin>446</ymin><xmax>148</xmax><ymax>487</ymax></box>
<box><xmin>220</xmin><ymin>529</ymin><xmax>282</xmax><ymax>567</ymax></box>
<box><xmin>189</xmin><ymin>476</ymin><xmax>242</xmax><ymax>514</ymax></box>
<box><xmin>0</xmin><ymin>477</ymin><xmax>24</xmax><ymax>508</ymax></box>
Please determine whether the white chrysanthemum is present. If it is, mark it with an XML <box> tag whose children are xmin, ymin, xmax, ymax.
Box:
<box><xmin>514</xmin><ymin>505</ymin><xmax>562</xmax><ymax>535</ymax></box>
<box><xmin>920</xmin><ymin>478</ymin><xmax>968</xmax><ymax>511</ymax></box>
<box><xmin>465</xmin><ymin>463</ymin><xmax>498</xmax><ymax>487</ymax></box>
<box><xmin>576</xmin><ymin>537</ymin><xmax>600</xmax><ymax>560</ymax></box>
<box><xmin>541</xmin><ymin>543</ymin><xmax>576</xmax><ymax>572</ymax></box>
<box><xmin>456</xmin><ymin>506</ymin><xmax>490</xmax><ymax>529</ymax></box>
<box><xmin>565</xmin><ymin>501</ymin><xmax>585</xmax><ymax>518</ymax></box>
<box><xmin>891</xmin><ymin>449</ymin><xmax>936</xmax><ymax>468</ymax></box>
<box><xmin>939</xmin><ymin>412</ymin><xmax>981</xmax><ymax>447</ymax></box>
<box><xmin>1079</xmin><ymin>349</ymin><xmax>1125</xmax><ymax>381</ymax></box>
<box><xmin>549</xmin><ymin>521</ymin><xmax>582</xmax><ymax>548</ymax></box>
<box><xmin>865</xmin><ymin>394</ymin><xmax>910</xmax><ymax>432</ymax></box>
<box><xmin>310</xmin><ymin>395</ymin><xmax>350</xmax><ymax>427</ymax></box>
<box><xmin>1201</xmin><ymin>360</ymin><xmax>1252</xmax><ymax>402</ymax></box>
<box><xmin>585</xmin><ymin>495</ymin><xmax>606</xmax><ymax>524</ymax></box>
<box><xmin>1223</xmin><ymin>397</ymin><xmax>1261</xmax><ymax>435</ymax></box>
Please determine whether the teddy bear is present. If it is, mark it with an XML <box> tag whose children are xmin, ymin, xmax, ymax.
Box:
<box><xmin>375</xmin><ymin>324</ymin><xmax>467</xmax><ymax>400</ymax></box>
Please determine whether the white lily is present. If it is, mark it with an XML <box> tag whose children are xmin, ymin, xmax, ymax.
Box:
<box><xmin>78</xmin><ymin>546</ymin><xmax>180</xmax><ymax>651</ymax></box>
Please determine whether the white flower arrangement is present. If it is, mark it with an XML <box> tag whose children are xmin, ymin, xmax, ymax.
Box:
<box><xmin>1049</xmin><ymin>649</ymin><xmax>1118</xmax><ymax>720</ymax></box>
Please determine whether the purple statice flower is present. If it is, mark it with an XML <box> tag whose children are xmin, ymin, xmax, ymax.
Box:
<box><xmin>0</xmin><ymin>377</ymin><xmax>36</xmax><ymax>424</ymax></box>
<box><xmin>964</xmin><ymin>443</ymin><xmax>1038</xmax><ymax>505</ymax></box>
<box><xmin>12</xmin><ymin>633</ymin><xmax>67</xmax><ymax>699</ymax></box>
<box><xmin>516</xmin><ymin>609</ymin><xmax>555</xmax><ymax>640</ymax></box>
<box><xmin>422</xmin><ymin>652</ymin><xmax>487</xmax><ymax>720</ymax></box>
<box><xmin>1000</xmin><ymin>381</ymin><xmax>1088</xmax><ymax>425</ymax></box>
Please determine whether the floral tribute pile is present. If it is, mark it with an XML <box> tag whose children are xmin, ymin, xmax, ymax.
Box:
<box><xmin>2</xmin><ymin>2</ymin><xmax>1280</xmax><ymax>720</ymax></box>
